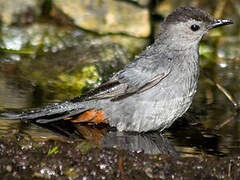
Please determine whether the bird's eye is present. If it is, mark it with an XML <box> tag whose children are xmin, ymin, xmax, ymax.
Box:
<box><xmin>191</xmin><ymin>24</ymin><xmax>200</xmax><ymax>31</ymax></box>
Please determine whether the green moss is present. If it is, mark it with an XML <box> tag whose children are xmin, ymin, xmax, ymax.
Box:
<box><xmin>48</xmin><ymin>146</ymin><xmax>59</xmax><ymax>155</ymax></box>
<box><xmin>75</xmin><ymin>140</ymin><xmax>95</xmax><ymax>154</ymax></box>
<box><xmin>50</xmin><ymin>65</ymin><xmax>101</xmax><ymax>99</ymax></box>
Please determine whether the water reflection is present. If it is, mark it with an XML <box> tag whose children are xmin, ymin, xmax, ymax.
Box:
<box><xmin>167</xmin><ymin>117</ymin><xmax>224</xmax><ymax>156</ymax></box>
<box><xmin>101</xmin><ymin>131</ymin><xmax>178</xmax><ymax>156</ymax></box>
<box><xmin>0</xmin><ymin>115</ymin><xmax>234</xmax><ymax>157</ymax></box>
<box><xmin>32</xmin><ymin>122</ymin><xmax>178</xmax><ymax>155</ymax></box>
<box><xmin>0</xmin><ymin>71</ymin><xmax>33</xmax><ymax>109</ymax></box>
<box><xmin>0</xmin><ymin>118</ymin><xmax>178</xmax><ymax>155</ymax></box>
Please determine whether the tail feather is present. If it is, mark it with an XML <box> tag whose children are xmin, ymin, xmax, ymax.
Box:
<box><xmin>0</xmin><ymin>101</ymin><xmax>87</xmax><ymax>124</ymax></box>
<box><xmin>0</xmin><ymin>111</ymin><xmax>23</xmax><ymax>120</ymax></box>
<box><xmin>36</xmin><ymin>109</ymin><xmax>87</xmax><ymax>124</ymax></box>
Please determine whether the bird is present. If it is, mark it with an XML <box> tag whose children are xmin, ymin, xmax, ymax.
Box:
<box><xmin>0</xmin><ymin>7</ymin><xmax>233</xmax><ymax>132</ymax></box>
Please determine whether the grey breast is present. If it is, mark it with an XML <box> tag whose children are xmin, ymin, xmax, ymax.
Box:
<box><xmin>99</xmin><ymin>46</ymin><xmax>200</xmax><ymax>132</ymax></box>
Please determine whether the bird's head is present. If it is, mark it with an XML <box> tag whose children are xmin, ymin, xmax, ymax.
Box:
<box><xmin>158</xmin><ymin>7</ymin><xmax>233</xmax><ymax>49</ymax></box>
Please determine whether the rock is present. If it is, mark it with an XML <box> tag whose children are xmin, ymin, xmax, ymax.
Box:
<box><xmin>92</xmin><ymin>34</ymin><xmax>150</xmax><ymax>55</ymax></box>
<box><xmin>0</xmin><ymin>42</ymin><xmax>130</xmax><ymax>104</ymax></box>
<box><xmin>0</xmin><ymin>0</ymin><xmax>42</xmax><ymax>25</ymax></box>
<box><xmin>52</xmin><ymin>0</ymin><xmax>151</xmax><ymax>37</ymax></box>
<box><xmin>0</xmin><ymin>22</ymin><xmax>148</xmax><ymax>104</ymax></box>
<box><xmin>0</xmin><ymin>23</ymin><xmax>149</xmax><ymax>60</ymax></box>
<box><xmin>0</xmin><ymin>24</ymin><xmax>85</xmax><ymax>57</ymax></box>
<box><xmin>25</xmin><ymin>43</ymin><xmax>130</xmax><ymax>100</ymax></box>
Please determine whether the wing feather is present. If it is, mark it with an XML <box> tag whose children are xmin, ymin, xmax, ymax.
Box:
<box><xmin>73</xmin><ymin>49</ymin><xmax>173</xmax><ymax>101</ymax></box>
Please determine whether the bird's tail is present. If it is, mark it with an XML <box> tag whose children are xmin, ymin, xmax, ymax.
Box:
<box><xmin>0</xmin><ymin>111</ymin><xmax>23</xmax><ymax>120</ymax></box>
<box><xmin>0</xmin><ymin>101</ymin><xmax>87</xmax><ymax>124</ymax></box>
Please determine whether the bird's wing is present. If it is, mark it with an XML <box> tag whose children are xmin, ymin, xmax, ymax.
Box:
<box><xmin>74</xmin><ymin>51</ymin><xmax>173</xmax><ymax>101</ymax></box>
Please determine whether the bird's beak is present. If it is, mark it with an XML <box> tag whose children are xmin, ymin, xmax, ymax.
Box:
<box><xmin>209</xmin><ymin>19</ymin><xmax>233</xmax><ymax>29</ymax></box>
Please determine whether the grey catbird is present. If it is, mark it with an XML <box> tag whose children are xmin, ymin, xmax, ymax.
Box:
<box><xmin>1</xmin><ymin>7</ymin><xmax>233</xmax><ymax>132</ymax></box>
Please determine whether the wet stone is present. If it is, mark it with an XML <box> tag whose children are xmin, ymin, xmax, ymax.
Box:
<box><xmin>0</xmin><ymin>24</ymin><xmax>87</xmax><ymax>56</ymax></box>
<box><xmin>16</xmin><ymin>43</ymin><xmax>129</xmax><ymax>101</ymax></box>
<box><xmin>0</xmin><ymin>19</ymin><xmax>141</xmax><ymax>108</ymax></box>
<box><xmin>0</xmin><ymin>23</ymin><xmax>148</xmax><ymax>59</ymax></box>
<box><xmin>52</xmin><ymin>0</ymin><xmax>151</xmax><ymax>37</ymax></box>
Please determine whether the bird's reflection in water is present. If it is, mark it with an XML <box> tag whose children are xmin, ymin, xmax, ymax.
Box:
<box><xmin>37</xmin><ymin>120</ymin><xmax>178</xmax><ymax>156</ymax></box>
<box><xmin>101</xmin><ymin>131</ymin><xmax>178</xmax><ymax>156</ymax></box>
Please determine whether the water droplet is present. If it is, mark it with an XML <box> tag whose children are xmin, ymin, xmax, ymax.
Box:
<box><xmin>99</xmin><ymin>164</ymin><xmax>106</xmax><ymax>169</ymax></box>
<box><xmin>219</xmin><ymin>62</ymin><xmax>227</xmax><ymax>68</ymax></box>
